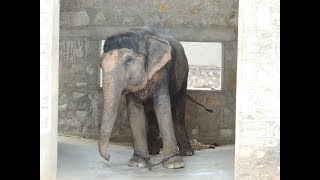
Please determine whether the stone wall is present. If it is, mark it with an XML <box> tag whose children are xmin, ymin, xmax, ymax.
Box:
<box><xmin>58</xmin><ymin>38</ymin><xmax>101</xmax><ymax>137</ymax></box>
<box><xmin>235</xmin><ymin>0</ymin><xmax>280</xmax><ymax>179</ymax></box>
<box><xmin>58</xmin><ymin>0</ymin><xmax>238</xmax><ymax>145</ymax></box>
<box><xmin>187</xmin><ymin>65</ymin><xmax>221</xmax><ymax>89</ymax></box>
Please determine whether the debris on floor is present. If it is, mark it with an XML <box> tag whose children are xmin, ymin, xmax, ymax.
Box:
<box><xmin>190</xmin><ymin>139</ymin><xmax>218</xmax><ymax>151</ymax></box>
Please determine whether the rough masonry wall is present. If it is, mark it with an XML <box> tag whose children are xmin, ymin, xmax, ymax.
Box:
<box><xmin>235</xmin><ymin>0</ymin><xmax>280</xmax><ymax>179</ymax></box>
<box><xmin>187</xmin><ymin>65</ymin><xmax>221</xmax><ymax>89</ymax></box>
<box><xmin>58</xmin><ymin>0</ymin><xmax>238</xmax><ymax>145</ymax></box>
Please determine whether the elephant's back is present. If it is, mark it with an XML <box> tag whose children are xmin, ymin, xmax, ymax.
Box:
<box><xmin>166</xmin><ymin>38</ymin><xmax>189</xmax><ymax>95</ymax></box>
<box><xmin>103</xmin><ymin>27</ymin><xmax>157</xmax><ymax>55</ymax></box>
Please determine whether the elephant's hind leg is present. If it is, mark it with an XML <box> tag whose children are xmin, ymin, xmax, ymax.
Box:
<box><xmin>146</xmin><ymin>110</ymin><xmax>161</xmax><ymax>155</ymax></box>
<box><xmin>126</xmin><ymin>95</ymin><xmax>149</xmax><ymax>167</ymax></box>
<box><xmin>172</xmin><ymin>87</ymin><xmax>194</xmax><ymax>156</ymax></box>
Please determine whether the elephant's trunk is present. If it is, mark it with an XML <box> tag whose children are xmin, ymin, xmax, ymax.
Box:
<box><xmin>98</xmin><ymin>72</ymin><xmax>123</xmax><ymax>161</ymax></box>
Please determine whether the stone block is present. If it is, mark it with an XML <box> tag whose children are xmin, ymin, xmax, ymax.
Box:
<box><xmin>92</xmin><ymin>11</ymin><xmax>106</xmax><ymax>25</ymax></box>
<box><xmin>61</xmin><ymin>0</ymin><xmax>79</xmax><ymax>11</ymax></box>
<box><xmin>219</xmin><ymin>129</ymin><xmax>233</xmax><ymax>137</ymax></box>
<box><xmin>73</xmin><ymin>92</ymin><xmax>85</xmax><ymax>99</ymax></box>
<box><xmin>76</xmin><ymin>82</ymin><xmax>87</xmax><ymax>87</ymax></box>
<box><xmin>71</xmin><ymin>11</ymin><xmax>90</xmax><ymax>27</ymax></box>
<box><xmin>80</xmin><ymin>0</ymin><xmax>93</xmax><ymax>8</ymax></box>
<box><xmin>58</xmin><ymin>104</ymin><xmax>67</xmax><ymax>111</ymax></box>
<box><xmin>76</xmin><ymin>111</ymin><xmax>88</xmax><ymax>117</ymax></box>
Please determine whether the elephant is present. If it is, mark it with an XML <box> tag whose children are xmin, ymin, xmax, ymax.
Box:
<box><xmin>98</xmin><ymin>26</ymin><xmax>211</xmax><ymax>169</ymax></box>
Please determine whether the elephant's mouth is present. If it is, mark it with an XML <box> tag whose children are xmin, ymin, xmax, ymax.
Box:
<box><xmin>121</xmin><ymin>90</ymin><xmax>130</xmax><ymax>95</ymax></box>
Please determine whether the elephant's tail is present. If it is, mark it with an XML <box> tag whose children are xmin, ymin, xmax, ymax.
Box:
<box><xmin>186</xmin><ymin>94</ymin><xmax>214</xmax><ymax>113</ymax></box>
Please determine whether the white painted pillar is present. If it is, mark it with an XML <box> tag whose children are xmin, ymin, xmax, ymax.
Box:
<box><xmin>235</xmin><ymin>0</ymin><xmax>280</xmax><ymax>179</ymax></box>
<box><xmin>40</xmin><ymin>0</ymin><xmax>59</xmax><ymax>179</ymax></box>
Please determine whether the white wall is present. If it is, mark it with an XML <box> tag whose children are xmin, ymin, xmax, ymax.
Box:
<box><xmin>40</xmin><ymin>0</ymin><xmax>59</xmax><ymax>179</ymax></box>
<box><xmin>235</xmin><ymin>0</ymin><xmax>280</xmax><ymax>179</ymax></box>
<box><xmin>180</xmin><ymin>42</ymin><xmax>222</xmax><ymax>67</ymax></box>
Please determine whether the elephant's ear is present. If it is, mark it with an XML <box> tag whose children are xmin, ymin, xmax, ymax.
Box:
<box><xmin>145</xmin><ymin>35</ymin><xmax>172</xmax><ymax>80</ymax></box>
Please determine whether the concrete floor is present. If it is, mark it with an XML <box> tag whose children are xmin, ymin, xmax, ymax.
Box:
<box><xmin>57</xmin><ymin>136</ymin><xmax>234</xmax><ymax>180</ymax></box>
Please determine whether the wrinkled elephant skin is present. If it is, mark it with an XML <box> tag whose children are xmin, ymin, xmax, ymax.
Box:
<box><xmin>99</xmin><ymin>27</ymin><xmax>194</xmax><ymax>169</ymax></box>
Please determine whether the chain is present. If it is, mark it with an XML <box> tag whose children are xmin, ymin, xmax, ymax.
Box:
<box><xmin>133</xmin><ymin>152</ymin><xmax>150</xmax><ymax>162</ymax></box>
<box><xmin>132</xmin><ymin>152</ymin><xmax>180</xmax><ymax>171</ymax></box>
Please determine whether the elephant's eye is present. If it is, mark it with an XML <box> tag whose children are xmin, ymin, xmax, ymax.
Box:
<box><xmin>124</xmin><ymin>56</ymin><xmax>134</xmax><ymax>62</ymax></box>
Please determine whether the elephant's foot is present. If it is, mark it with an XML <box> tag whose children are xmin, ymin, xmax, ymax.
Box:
<box><xmin>163</xmin><ymin>155</ymin><xmax>184</xmax><ymax>169</ymax></box>
<box><xmin>178</xmin><ymin>139</ymin><xmax>195</xmax><ymax>156</ymax></box>
<box><xmin>128</xmin><ymin>152</ymin><xmax>149</xmax><ymax>167</ymax></box>
<box><xmin>179</xmin><ymin>147</ymin><xmax>194</xmax><ymax>156</ymax></box>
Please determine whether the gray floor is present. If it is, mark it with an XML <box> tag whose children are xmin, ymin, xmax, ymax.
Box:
<box><xmin>57</xmin><ymin>136</ymin><xmax>234</xmax><ymax>180</ymax></box>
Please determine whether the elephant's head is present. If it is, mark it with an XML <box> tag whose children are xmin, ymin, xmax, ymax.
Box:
<box><xmin>98</xmin><ymin>35</ymin><xmax>172</xmax><ymax>161</ymax></box>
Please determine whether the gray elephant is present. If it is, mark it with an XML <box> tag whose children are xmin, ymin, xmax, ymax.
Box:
<box><xmin>98</xmin><ymin>27</ymin><xmax>200</xmax><ymax>169</ymax></box>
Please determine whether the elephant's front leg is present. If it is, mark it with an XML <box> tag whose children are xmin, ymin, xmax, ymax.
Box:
<box><xmin>153</xmin><ymin>90</ymin><xmax>184</xmax><ymax>169</ymax></box>
<box><xmin>126</xmin><ymin>95</ymin><xmax>149</xmax><ymax>167</ymax></box>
